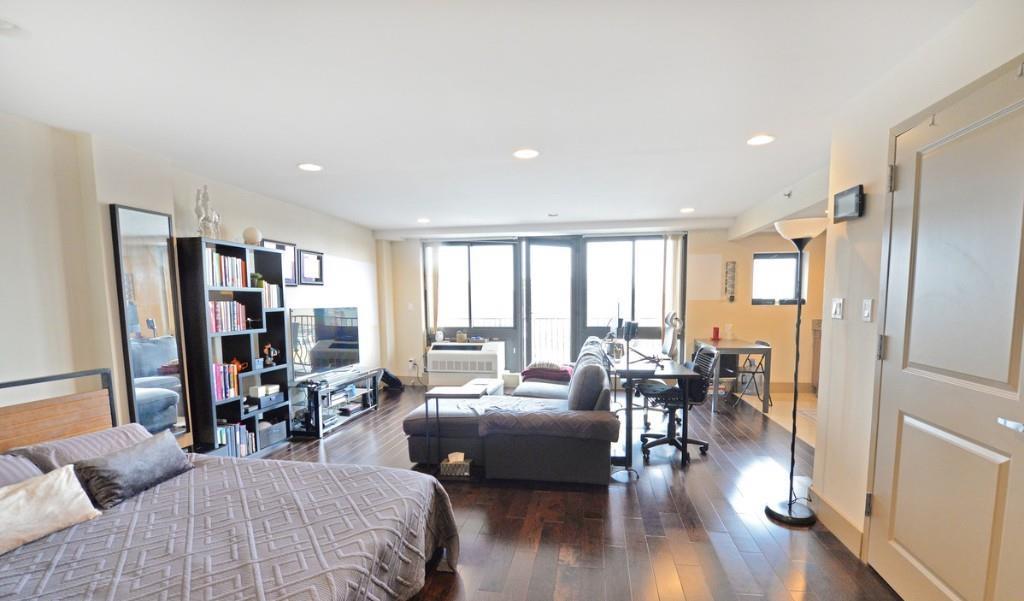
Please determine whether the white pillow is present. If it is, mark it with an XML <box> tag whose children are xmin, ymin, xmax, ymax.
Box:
<box><xmin>0</xmin><ymin>464</ymin><xmax>101</xmax><ymax>555</ymax></box>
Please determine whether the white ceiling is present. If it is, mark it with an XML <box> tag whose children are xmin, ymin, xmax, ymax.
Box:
<box><xmin>0</xmin><ymin>1</ymin><xmax>973</xmax><ymax>231</ymax></box>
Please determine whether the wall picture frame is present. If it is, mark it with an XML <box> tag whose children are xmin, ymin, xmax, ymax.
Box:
<box><xmin>298</xmin><ymin>249</ymin><xmax>324</xmax><ymax>285</ymax></box>
<box><xmin>262</xmin><ymin>239</ymin><xmax>298</xmax><ymax>286</ymax></box>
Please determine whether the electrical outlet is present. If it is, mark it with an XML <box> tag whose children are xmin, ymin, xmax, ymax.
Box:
<box><xmin>407</xmin><ymin>358</ymin><xmax>417</xmax><ymax>372</ymax></box>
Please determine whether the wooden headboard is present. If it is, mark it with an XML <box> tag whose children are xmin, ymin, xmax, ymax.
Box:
<box><xmin>0</xmin><ymin>369</ymin><xmax>116</xmax><ymax>453</ymax></box>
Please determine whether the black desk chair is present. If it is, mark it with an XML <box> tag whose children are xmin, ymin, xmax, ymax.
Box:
<box><xmin>640</xmin><ymin>347</ymin><xmax>715</xmax><ymax>465</ymax></box>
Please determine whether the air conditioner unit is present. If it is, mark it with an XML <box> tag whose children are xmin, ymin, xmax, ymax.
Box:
<box><xmin>426</xmin><ymin>341</ymin><xmax>505</xmax><ymax>386</ymax></box>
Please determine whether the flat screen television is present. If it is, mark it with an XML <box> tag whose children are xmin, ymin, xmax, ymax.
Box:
<box><xmin>290</xmin><ymin>307</ymin><xmax>360</xmax><ymax>378</ymax></box>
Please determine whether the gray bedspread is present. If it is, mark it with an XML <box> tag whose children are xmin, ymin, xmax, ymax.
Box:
<box><xmin>0</xmin><ymin>456</ymin><xmax>459</xmax><ymax>601</ymax></box>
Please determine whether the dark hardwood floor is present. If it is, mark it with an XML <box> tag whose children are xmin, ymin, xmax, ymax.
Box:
<box><xmin>268</xmin><ymin>387</ymin><xmax>900</xmax><ymax>601</ymax></box>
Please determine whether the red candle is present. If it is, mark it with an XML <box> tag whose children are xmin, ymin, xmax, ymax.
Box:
<box><xmin>712</xmin><ymin>326</ymin><xmax>720</xmax><ymax>341</ymax></box>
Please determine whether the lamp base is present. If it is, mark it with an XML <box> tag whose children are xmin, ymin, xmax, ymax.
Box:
<box><xmin>765</xmin><ymin>500</ymin><xmax>817</xmax><ymax>527</ymax></box>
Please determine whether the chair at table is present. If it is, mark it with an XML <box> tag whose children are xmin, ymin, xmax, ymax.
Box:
<box><xmin>733</xmin><ymin>339</ymin><xmax>770</xmax><ymax>408</ymax></box>
<box><xmin>639</xmin><ymin>346</ymin><xmax>715</xmax><ymax>465</ymax></box>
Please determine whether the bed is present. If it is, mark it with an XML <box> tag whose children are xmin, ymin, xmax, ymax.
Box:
<box><xmin>0</xmin><ymin>370</ymin><xmax>459</xmax><ymax>601</ymax></box>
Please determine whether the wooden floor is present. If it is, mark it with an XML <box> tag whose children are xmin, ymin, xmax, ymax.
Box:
<box><xmin>268</xmin><ymin>387</ymin><xmax>900</xmax><ymax>601</ymax></box>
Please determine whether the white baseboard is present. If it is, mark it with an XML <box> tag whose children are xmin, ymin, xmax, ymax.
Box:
<box><xmin>810</xmin><ymin>486</ymin><xmax>864</xmax><ymax>558</ymax></box>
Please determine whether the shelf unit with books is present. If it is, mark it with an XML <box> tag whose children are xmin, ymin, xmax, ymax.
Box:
<box><xmin>177</xmin><ymin>237</ymin><xmax>292</xmax><ymax>457</ymax></box>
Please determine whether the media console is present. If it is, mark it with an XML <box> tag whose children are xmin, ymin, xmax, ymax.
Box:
<box><xmin>290</xmin><ymin>367</ymin><xmax>382</xmax><ymax>438</ymax></box>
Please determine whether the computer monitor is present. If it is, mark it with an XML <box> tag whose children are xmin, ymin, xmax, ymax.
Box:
<box><xmin>660</xmin><ymin>312</ymin><xmax>678</xmax><ymax>358</ymax></box>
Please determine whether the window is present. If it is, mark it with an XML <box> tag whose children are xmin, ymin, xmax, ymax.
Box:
<box><xmin>752</xmin><ymin>252</ymin><xmax>806</xmax><ymax>304</ymax></box>
<box><xmin>434</xmin><ymin>242</ymin><xmax>515</xmax><ymax>328</ymax></box>
<box><xmin>585</xmin><ymin>238</ymin><xmax>665</xmax><ymax>329</ymax></box>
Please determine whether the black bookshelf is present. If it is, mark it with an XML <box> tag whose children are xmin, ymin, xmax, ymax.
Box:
<box><xmin>177</xmin><ymin>237</ymin><xmax>292</xmax><ymax>457</ymax></box>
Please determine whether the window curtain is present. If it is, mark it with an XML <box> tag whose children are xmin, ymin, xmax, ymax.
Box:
<box><xmin>662</xmin><ymin>233</ymin><xmax>686</xmax><ymax>360</ymax></box>
<box><xmin>422</xmin><ymin>242</ymin><xmax>441</xmax><ymax>344</ymax></box>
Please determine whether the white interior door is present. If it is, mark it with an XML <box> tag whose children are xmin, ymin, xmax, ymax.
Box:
<box><xmin>869</xmin><ymin>60</ymin><xmax>1024</xmax><ymax>601</ymax></box>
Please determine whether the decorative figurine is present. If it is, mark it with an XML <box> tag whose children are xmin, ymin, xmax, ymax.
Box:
<box><xmin>242</xmin><ymin>226</ymin><xmax>262</xmax><ymax>245</ymax></box>
<box><xmin>194</xmin><ymin>185</ymin><xmax>221</xmax><ymax>238</ymax></box>
<box><xmin>262</xmin><ymin>343</ymin><xmax>280</xmax><ymax>367</ymax></box>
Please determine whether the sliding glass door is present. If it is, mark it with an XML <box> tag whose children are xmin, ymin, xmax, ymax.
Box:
<box><xmin>525</xmin><ymin>239</ymin><xmax>579</xmax><ymax>363</ymax></box>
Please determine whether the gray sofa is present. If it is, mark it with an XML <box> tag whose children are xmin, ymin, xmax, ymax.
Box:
<box><xmin>128</xmin><ymin>336</ymin><xmax>182</xmax><ymax>433</ymax></box>
<box><xmin>403</xmin><ymin>337</ymin><xmax>619</xmax><ymax>485</ymax></box>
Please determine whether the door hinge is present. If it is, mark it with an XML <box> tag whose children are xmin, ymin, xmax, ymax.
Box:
<box><xmin>876</xmin><ymin>334</ymin><xmax>887</xmax><ymax>360</ymax></box>
<box><xmin>887</xmin><ymin>164</ymin><xmax>897</xmax><ymax>193</ymax></box>
<box><xmin>865</xmin><ymin>493</ymin><xmax>873</xmax><ymax>516</ymax></box>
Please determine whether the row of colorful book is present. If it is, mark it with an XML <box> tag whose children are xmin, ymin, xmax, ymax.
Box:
<box><xmin>212</xmin><ymin>362</ymin><xmax>241</xmax><ymax>401</ymax></box>
<box><xmin>204</xmin><ymin>247</ymin><xmax>247</xmax><ymax>288</ymax></box>
<box><xmin>208</xmin><ymin>300</ymin><xmax>247</xmax><ymax>333</ymax></box>
<box><xmin>215</xmin><ymin>421</ymin><xmax>257</xmax><ymax>457</ymax></box>
<box><xmin>261</xmin><ymin>283</ymin><xmax>282</xmax><ymax>309</ymax></box>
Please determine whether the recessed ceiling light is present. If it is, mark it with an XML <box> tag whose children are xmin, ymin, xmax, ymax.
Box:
<box><xmin>746</xmin><ymin>134</ymin><xmax>775</xmax><ymax>146</ymax></box>
<box><xmin>417</xmin><ymin>217</ymin><xmax>431</xmax><ymax>224</ymax></box>
<box><xmin>547</xmin><ymin>213</ymin><xmax>559</xmax><ymax>218</ymax></box>
<box><xmin>297</xmin><ymin>162</ymin><xmax>323</xmax><ymax>172</ymax></box>
<box><xmin>513</xmin><ymin>148</ymin><xmax>540</xmax><ymax>160</ymax></box>
<box><xmin>679</xmin><ymin>207</ymin><xmax>696</xmax><ymax>214</ymax></box>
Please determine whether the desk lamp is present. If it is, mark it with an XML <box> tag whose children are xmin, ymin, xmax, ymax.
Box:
<box><xmin>765</xmin><ymin>217</ymin><xmax>826</xmax><ymax>527</ymax></box>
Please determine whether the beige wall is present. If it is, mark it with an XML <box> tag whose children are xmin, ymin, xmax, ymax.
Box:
<box><xmin>685</xmin><ymin>230</ymin><xmax>825</xmax><ymax>388</ymax></box>
<box><xmin>0</xmin><ymin>114</ymin><xmax>379</xmax><ymax>421</ymax></box>
<box><xmin>0</xmin><ymin>114</ymin><xmax>101</xmax><ymax>404</ymax></box>
<box><xmin>385</xmin><ymin>240</ymin><xmax>427</xmax><ymax>379</ymax></box>
<box><xmin>811</xmin><ymin>0</ymin><xmax>1024</xmax><ymax>554</ymax></box>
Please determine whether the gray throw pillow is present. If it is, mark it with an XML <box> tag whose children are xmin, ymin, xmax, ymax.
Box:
<box><xmin>74</xmin><ymin>430</ymin><xmax>192</xmax><ymax>509</ymax></box>
<box><xmin>9</xmin><ymin>423</ymin><xmax>151</xmax><ymax>472</ymax></box>
<box><xmin>567</xmin><ymin>363</ymin><xmax>610</xmax><ymax>411</ymax></box>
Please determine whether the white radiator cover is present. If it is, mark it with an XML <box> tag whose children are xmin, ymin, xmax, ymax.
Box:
<box><xmin>426</xmin><ymin>341</ymin><xmax>505</xmax><ymax>386</ymax></box>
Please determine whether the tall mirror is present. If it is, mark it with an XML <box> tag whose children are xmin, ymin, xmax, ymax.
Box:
<box><xmin>110</xmin><ymin>205</ymin><xmax>190</xmax><ymax>442</ymax></box>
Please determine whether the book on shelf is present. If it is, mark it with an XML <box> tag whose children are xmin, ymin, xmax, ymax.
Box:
<box><xmin>214</xmin><ymin>421</ymin><xmax>256</xmax><ymax>457</ymax></box>
<box><xmin>204</xmin><ymin>247</ymin><xmax>247</xmax><ymax>288</ymax></box>
<box><xmin>261</xmin><ymin>283</ymin><xmax>282</xmax><ymax>309</ymax></box>
<box><xmin>212</xmin><ymin>362</ymin><xmax>240</xmax><ymax>401</ymax></box>
<box><xmin>207</xmin><ymin>300</ymin><xmax>247</xmax><ymax>333</ymax></box>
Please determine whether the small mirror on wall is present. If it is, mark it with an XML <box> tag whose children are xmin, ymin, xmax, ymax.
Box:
<box><xmin>110</xmin><ymin>205</ymin><xmax>191</xmax><ymax>442</ymax></box>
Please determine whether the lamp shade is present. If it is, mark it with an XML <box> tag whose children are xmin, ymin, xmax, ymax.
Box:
<box><xmin>774</xmin><ymin>217</ymin><xmax>828</xmax><ymax>241</ymax></box>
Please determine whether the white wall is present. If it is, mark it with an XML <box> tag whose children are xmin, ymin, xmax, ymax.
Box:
<box><xmin>811</xmin><ymin>0</ymin><xmax>1024</xmax><ymax>553</ymax></box>
<box><xmin>0</xmin><ymin>116</ymin><xmax>380</xmax><ymax>421</ymax></box>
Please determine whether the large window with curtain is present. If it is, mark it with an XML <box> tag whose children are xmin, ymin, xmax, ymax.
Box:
<box><xmin>424</xmin><ymin>234</ymin><xmax>685</xmax><ymax>368</ymax></box>
<box><xmin>423</xmin><ymin>240</ymin><xmax>522</xmax><ymax>368</ymax></box>
<box><xmin>583</xmin><ymin>237</ymin><xmax>669</xmax><ymax>340</ymax></box>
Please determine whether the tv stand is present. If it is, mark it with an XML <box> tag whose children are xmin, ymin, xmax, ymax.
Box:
<box><xmin>290</xmin><ymin>368</ymin><xmax>382</xmax><ymax>438</ymax></box>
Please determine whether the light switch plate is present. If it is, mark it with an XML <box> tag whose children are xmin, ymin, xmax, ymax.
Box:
<box><xmin>831</xmin><ymin>298</ymin><xmax>845</xmax><ymax>320</ymax></box>
<box><xmin>862</xmin><ymin>299</ymin><xmax>874</xmax><ymax>322</ymax></box>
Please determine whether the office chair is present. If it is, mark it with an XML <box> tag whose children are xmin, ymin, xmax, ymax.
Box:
<box><xmin>733</xmin><ymin>339</ymin><xmax>770</xmax><ymax>407</ymax></box>
<box><xmin>639</xmin><ymin>346</ymin><xmax>714</xmax><ymax>465</ymax></box>
<box><xmin>628</xmin><ymin>312</ymin><xmax>679</xmax><ymax>430</ymax></box>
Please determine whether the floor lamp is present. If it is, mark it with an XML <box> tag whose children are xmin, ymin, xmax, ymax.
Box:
<box><xmin>765</xmin><ymin>217</ymin><xmax>827</xmax><ymax>527</ymax></box>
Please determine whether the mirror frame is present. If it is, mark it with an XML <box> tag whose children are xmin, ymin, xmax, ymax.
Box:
<box><xmin>109</xmin><ymin>204</ymin><xmax>191</xmax><ymax>441</ymax></box>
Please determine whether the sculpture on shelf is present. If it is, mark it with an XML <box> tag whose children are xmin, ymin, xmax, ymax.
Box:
<box><xmin>263</xmin><ymin>343</ymin><xmax>280</xmax><ymax>367</ymax></box>
<box><xmin>194</xmin><ymin>185</ymin><xmax>221</xmax><ymax>239</ymax></box>
<box><xmin>242</xmin><ymin>226</ymin><xmax>262</xmax><ymax>245</ymax></box>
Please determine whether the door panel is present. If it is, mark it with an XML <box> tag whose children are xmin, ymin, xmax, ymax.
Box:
<box><xmin>870</xmin><ymin>59</ymin><xmax>1024</xmax><ymax>601</ymax></box>
<box><xmin>526</xmin><ymin>241</ymin><xmax>576</xmax><ymax>363</ymax></box>
<box><xmin>905</xmin><ymin>108</ymin><xmax>1024</xmax><ymax>387</ymax></box>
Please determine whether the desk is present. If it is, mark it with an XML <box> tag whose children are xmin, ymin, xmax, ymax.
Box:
<box><xmin>612</xmin><ymin>359</ymin><xmax>700</xmax><ymax>471</ymax></box>
<box><xmin>693</xmin><ymin>338</ymin><xmax>772</xmax><ymax>413</ymax></box>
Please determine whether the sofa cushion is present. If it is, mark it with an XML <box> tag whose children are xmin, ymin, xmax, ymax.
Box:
<box><xmin>479</xmin><ymin>409</ymin><xmax>620</xmax><ymax>442</ymax></box>
<box><xmin>402</xmin><ymin>395</ymin><xmax>567</xmax><ymax>437</ymax></box>
<box><xmin>567</xmin><ymin>363</ymin><xmax>610</xmax><ymax>411</ymax></box>
<box><xmin>511</xmin><ymin>380</ymin><xmax>570</xmax><ymax>399</ymax></box>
